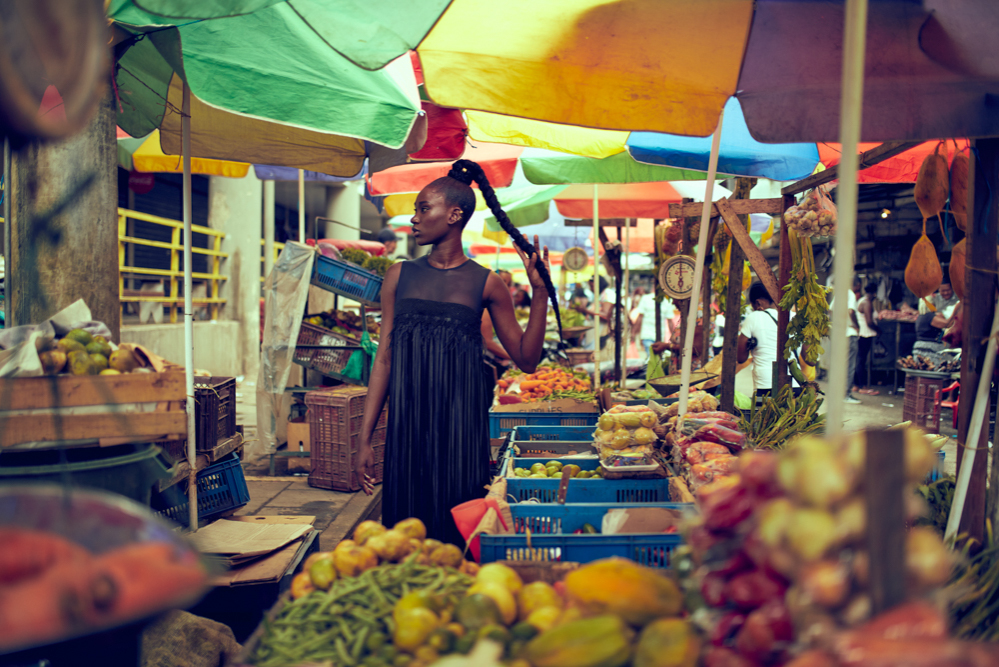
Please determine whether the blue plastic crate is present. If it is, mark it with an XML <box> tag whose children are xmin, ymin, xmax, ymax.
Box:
<box><xmin>311</xmin><ymin>255</ymin><xmax>382</xmax><ymax>306</ymax></box>
<box><xmin>155</xmin><ymin>453</ymin><xmax>250</xmax><ymax>527</ymax></box>
<box><xmin>480</xmin><ymin>503</ymin><xmax>689</xmax><ymax>567</ymax></box>
<box><xmin>489</xmin><ymin>412</ymin><xmax>598</xmax><ymax>440</ymax></box>
<box><xmin>511</xmin><ymin>426</ymin><xmax>595</xmax><ymax>443</ymax></box>
<box><xmin>506</xmin><ymin>475</ymin><xmax>671</xmax><ymax>503</ymax></box>
<box><xmin>927</xmin><ymin>450</ymin><xmax>947</xmax><ymax>483</ymax></box>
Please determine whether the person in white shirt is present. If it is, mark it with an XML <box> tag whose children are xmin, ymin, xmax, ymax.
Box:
<box><xmin>737</xmin><ymin>283</ymin><xmax>782</xmax><ymax>395</ymax></box>
<box><xmin>855</xmin><ymin>282</ymin><xmax>880</xmax><ymax>395</ymax></box>
<box><xmin>713</xmin><ymin>306</ymin><xmax>725</xmax><ymax>357</ymax></box>
<box><xmin>632</xmin><ymin>290</ymin><xmax>674</xmax><ymax>356</ymax></box>
<box><xmin>829</xmin><ymin>278</ymin><xmax>862</xmax><ymax>404</ymax></box>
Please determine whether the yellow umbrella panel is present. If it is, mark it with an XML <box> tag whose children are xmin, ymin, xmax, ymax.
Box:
<box><xmin>466</xmin><ymin>111</ymin><xmax>629</xmax><ymax>159</ymax></box>
<box><xmin>126</xmin><ymin>130</ymin><xmax>251</xmax><ymax>177</ymax></box>
<box><xmin>419</xmin><ymin>0</ymin><xmax>753</xmax><ymax>136</ymax></box>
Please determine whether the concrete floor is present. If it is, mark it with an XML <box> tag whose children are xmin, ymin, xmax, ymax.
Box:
<box><xmin>231</xmin><ymin>378</ymin><xmax>383</xmax><ymax>550</ymax></box>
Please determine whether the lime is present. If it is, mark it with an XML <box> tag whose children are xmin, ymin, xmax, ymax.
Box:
<box><xmin>529</xmin><ymin>463</ymin><xmax>547</xmax><ymax>474</ymax></box>
<box><xmin>545</xmin><ymin>461</ymin><xmax>564</xmax><ymax>471</ymax></box>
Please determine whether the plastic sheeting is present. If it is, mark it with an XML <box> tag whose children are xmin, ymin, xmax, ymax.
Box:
<box><xmin>253</xmin><ymin>242</ymin><xmax>315</xmax><ymax>458</ymax></box>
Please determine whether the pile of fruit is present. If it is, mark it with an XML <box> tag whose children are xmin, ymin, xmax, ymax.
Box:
<box><xmin>37</xmin><ymin>328</ymin><xmax>141</xmax><ymax>376</ymax></box>
<box><xmin>593</xmin><ymin>405</ymin><xmax>661</xmax><ymax>468</ymax></box>
<box><xmin>496</xmin><ymin>366</ymin><xmax>594</xmax><ymax>404</ymax></box>
<box><xmin>510</xmin><ymin>460</ymin><xmax>604</xmax><ymax>480</ymax></box>
<box><xmin>340</xmin><ymin>247</ymin><xmax>395</xmax><ymax>277</ymax></box>
<box><xmin>680</xmin><ymin>427</ymin><xmax>954</xmax><ymax>665</ymax></box>
<box><xmin>304</xmin><ymin>309</ymin><xmax>380</xmax><ymax>339</ymax></box>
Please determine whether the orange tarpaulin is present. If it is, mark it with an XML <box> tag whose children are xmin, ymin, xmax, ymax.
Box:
<box><xmin>554</xmin><ymin>182</ymin><xmax>682</xmax><ymax>219</ymax></box>
<box><xmin>817</xmin><ymin>140</ymin><xmax>970</xmax><ymax>183</ymax></box>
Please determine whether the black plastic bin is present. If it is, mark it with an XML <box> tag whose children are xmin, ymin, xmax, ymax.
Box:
<box><xmin>0</xmin><ymin>444</ymin><xmax>172</xmax><ymax>505</ymax></box>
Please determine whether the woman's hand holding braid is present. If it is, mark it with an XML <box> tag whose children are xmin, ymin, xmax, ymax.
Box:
<box><xmin>514</xmin><ymin>235</ymin><xmax>551</xmax><ymax>295</ymax></box>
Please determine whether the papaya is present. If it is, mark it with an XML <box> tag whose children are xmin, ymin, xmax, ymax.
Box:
<box><xmin>634</xmin><ymin>618</ymin><xmax>700</xmax><ymax>667</ymax></box>
<box><xmin>950</xmin><ymin>149</ymin><xmax>969</xmax><ymax>231</ymax></box>
<box><xmin>524</xmin><ymin>615</ymin><xmax>632</xmax><ymax>667</ymax></box>
<box><xmin>564</xmin><ymin>558</ymin><xmax>683</xmax><ymax>626</ymax></box>
<box><xmin>914</xmin><ymin>142</ymin><xmax>949</xmax><ymax>228</ymax></box>
<box><xmin>950</xmin><ymin>238</ymin><xmax>967</xmax><ymax>300</ymax></box>
<box><xmin>904</xmin><ymin>228</ymin><xmax>943</xmax><ymax>310</ymax></box>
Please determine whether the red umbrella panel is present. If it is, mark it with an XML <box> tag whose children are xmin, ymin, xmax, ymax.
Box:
<box><xmin>367</xmin><ymin>142</ymin><xmax>523</xmax><ymax>195</ymax></box>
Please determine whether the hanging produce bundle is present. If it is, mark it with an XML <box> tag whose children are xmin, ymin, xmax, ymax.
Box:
<box><xmin>951</xmin><ymin>238</ymin><xmax>967</xmax><ymax>300</ymax></box>
<box><xmin>914</xmin><ymin>141</ymin><xmax>950</xmax><ymax>232</ymax></box>
<box><xmin>904</xmin><ymin>227</ymin><xmax>943</xmax><ymax>310</ymax></box>
<box><xmin>950</xmin><ymin>147</ymin><xmax>969</xmax><ymax>232</ymax></box>
<box><xmin>779</xmin><ymin>230</ymin><xmax>829</xmax><ymax>367</ymax></box>
<box><xmin>782</xmin><ymin>187</ymin><xmax>837</xmax><ymax>238</ymax></box>
<box><xmin>680</xmin><ymin>427</ymin><xmax>955</xmax><ymax>666</ymax></box>
<box><xmin>655</xmin><ymin>219</ymin><xmax>682</xmax><ymax>261</ymax></box>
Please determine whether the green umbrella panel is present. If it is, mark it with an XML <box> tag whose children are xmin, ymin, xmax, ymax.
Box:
<box><xmin>110</xmin><ymin>0</ymin><xmax>420</xmax><ymax>149</ymax></box>
<box><xmin>119</xmin><ymin>0</ymin><xmax>451</xmax><ymax>70</ymax></box>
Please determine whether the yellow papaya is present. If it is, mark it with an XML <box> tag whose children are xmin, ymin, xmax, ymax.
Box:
<box><xmin>524</xmin><ymin>615</ymin><xmax>632</xmax><ymax>667</ymax></box>
<box><xmin>564</xmin><ymin>558</ymin><xmax>683</xmax><ymax>626</ymax></box>
<box><xmin>634</xmin><ymin>618</ymin><xmax>700</xmax><ymax>667</ymax></box>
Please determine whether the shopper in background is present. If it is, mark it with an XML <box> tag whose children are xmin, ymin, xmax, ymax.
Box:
<box><xmin>830</xmin><ymin>277</ymin><xmax>862</xmax><ymax>404</ymax></box>
<box><xmin>712</xmin><ymin>302</ymin><xmax>725</xmax><ymax>357</ymax></box>
<box><xmin>933</xmin><ymin>281</ymin><xmax>958</xmax><ymax>314</ymax></box>
<box><xmin>633</xmin><ymin>289</ymin><xmax>674</xmax><ymax>356</ymax></box>
<box><xmin>855</xmin><ymin>282</ymin><xmax>880</xmax><ymax>395</ymax></box>
<box><xmin>736</xmin><ymin>282</ymin><xmax>782</xmax><ymax>396</ymax></box>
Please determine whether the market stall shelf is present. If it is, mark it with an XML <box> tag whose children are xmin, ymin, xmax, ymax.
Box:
<box><xmin>0</xmin><ymin>372</ymin><xmax>187</xmax><ymax>449</ymax></box>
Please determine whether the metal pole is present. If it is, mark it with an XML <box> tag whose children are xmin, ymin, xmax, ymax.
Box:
<box><xmin>182</xmin><ymin>83</ymin><xmax>198</xmax><ymax>532</ymax></box>
<box><xmin>826</xmin><ymin>0</ymin><xmax>868</xmax><ymax>435</ymax></box>
<box><xmin>678</xmin><ymin>111</ymin><xmax>724</xmax><ymax>416</ymax></box>
<box><xmin>592</xmin><ymin>184</ymin><xmax>600</xmax><ymax>390</ymax></box>
<box><xmin>264</xmin><ymin>180</ymin><xmax>275</xmax><ymax>278</ymax></box>
<box><xmin>298</xmin><ymin>169</ymin><xmax>305</xmax><ymax>242</ymax></box>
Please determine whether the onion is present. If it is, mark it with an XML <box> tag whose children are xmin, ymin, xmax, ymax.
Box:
<box><xmin>906</xmin><ymin>527</ymin><xmax>954</xmax><ymax>589</ymax></box>
<box><xmin>839</xmin><ymin>594</ymin><xmax>872</xmax><ymax>626</ymax></box>
<box><xmin>904</xmin><ymin>429</ymin><xmax>937</xmax><ymax>483</ymax></box>
<box><xmin>786</xmin><ymin>508</ymin><xmax>838</xmax><ymax>562</ymax></box>
<box><xmin>799</xmin><ymin>559</ymin><xmax>852</xmax><ymax>609</ymax></box>
<box><xmin>834</xmin><ymin>497</ymin><xmax>866</xmax><ymax>547</ymax></box>
<box><xmin>852</xmin><ymin>551</ymin><xmax>870</xmax><ymax>587</ymax></box>
<box><xmin>757</xmin><ymin>498</ymin><xmax>795</xmax><ymax>548</ymax></box>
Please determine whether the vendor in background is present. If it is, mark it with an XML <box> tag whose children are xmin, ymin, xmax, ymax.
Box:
<box><xmin>712</xmin><ymin>302</ymin><xmax>725</xmax><ymax>357</ymax></box>
<box><xmin>736</xmin><ymin>283</ymin><xmax>782</xmax><ymax>396</ymax></box>
<box><xmin>497</xmin><ymin>269</ymin><xmax>514</xmax><ymax>295</ymax></box>
<box><xmin>377</xmin><ymin>228</ymin><xmax>400</xmax><ymax>258</ymax></box>
<box><xmin>829</xmin><ymin>277</ymin><xmax>862</xmax><ymax>404</ymax></box>
<box><xmin>933</xmin><ymin>281</ymin><xmax>958</xmax><ymax>313</ymax></box>
<box><xmin>855</xmin><ymin>282</ymin><xmax>881</xmax><ymax>395</ymax></box>
<box><xmin>914</xmin><ymin>306</ymin><xmax>955</xmax><ymax>358</ymax></box>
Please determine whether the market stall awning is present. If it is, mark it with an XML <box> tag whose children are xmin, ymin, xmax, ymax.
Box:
<box><xmin>118</xmin><ymin>129</ymin><xmax>251</xmax><ymax>177</ymax></box>
<box><xmin>466</xmin><ymin>111</ymin><xmax>629</xmax><ymax>159</ymax></box>
<box><xmin>553</xmin><ymin>182</ymin><xmax>682</xmax><ymax>219</ymax></box>
<box><xmin>367</xmin><ymin>142</ymin><xmax>523</xmax><ymax>195</ymax></box>
<box><xmin>816</xmin><ymin>139</ymin><xmax>971</xmax><ymax>183</ymax></box>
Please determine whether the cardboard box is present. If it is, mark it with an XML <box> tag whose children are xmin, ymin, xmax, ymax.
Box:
<box><xmin>490</xmin><ymin>398</ymin><xmax>599</xmax><ymax>413</ymax></box>
<box><xmin>286</xmin><ymin>418</ymin><xmax>311</xmax><ymax>473</ymax></box>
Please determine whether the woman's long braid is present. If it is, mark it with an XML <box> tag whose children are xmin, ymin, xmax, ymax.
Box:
<box><xmin>449</xmin><ymin>159</ymin><xmax>564</xmax><ymax>339</ymax></box>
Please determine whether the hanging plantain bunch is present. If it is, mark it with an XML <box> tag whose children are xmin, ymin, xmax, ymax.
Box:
<box><xmin>779</xmin><ymin>229</ymin><xmax>829</xmax><ymax>367</ymax></box>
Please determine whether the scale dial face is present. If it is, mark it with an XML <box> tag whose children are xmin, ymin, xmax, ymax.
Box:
<box><xmin>659</xmin><ymin>255</ymin><xmax>697</xmax><ymax>300</ymax></box>
<box><xmin>562</xmin><ymin>246</ymin><xmax>588</xmax><ymax>272</ymax></box>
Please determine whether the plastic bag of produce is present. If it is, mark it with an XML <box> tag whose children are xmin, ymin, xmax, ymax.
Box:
<box><xmin>593</xmin><ymin>405</ymin><xmax>660</xmax><ymax>455</ymax></box>
<box><xmin>690</xmin><ymin>422</ymin><xmax>747</xmax><ymax>451</ymax></box>
<box><xmin>677</xmin><ymin>414</ymin><xmax>741</xmax><ymax>437</ymax></box>
<box><xmin>783</xmin><ymin>186</ymin><xmax>837</xmax><ymax>238</ymax></box>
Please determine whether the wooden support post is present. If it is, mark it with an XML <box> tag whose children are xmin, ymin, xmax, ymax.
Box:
<box><xmin>701</xmin><ymin>219</ymin><xmax>717</xmax><ymax>365</ymax></box>
<box><xmin>776</xmin><ymin>194</ymin><xmax>795</xmax><ymax>391</ymax></box>
<box><xmin>956</xmin><ymin>137</ymin><xmax>999</xmax><ymax>548</ymax></box>
<box><xmin>720</xmin><ymin>179</ymin><xmax>753</xmax><ymax>411</ymax></box>
<box><xmin>865</xmin><ymin>428</ymin><xmax>907</xmax><ymax>614</ymax></box>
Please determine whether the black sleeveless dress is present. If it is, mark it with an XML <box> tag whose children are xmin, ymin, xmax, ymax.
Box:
<box><xmin>384</xmin><ymin>255</ymin><xmax>492</xmax><ymax>546</ymax></box>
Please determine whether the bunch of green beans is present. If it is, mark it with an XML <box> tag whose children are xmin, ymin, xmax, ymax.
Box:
<box><xmin>252</xmin><ymin>558</ymin><xmax>472</xmax><ymax>667</ymax></box>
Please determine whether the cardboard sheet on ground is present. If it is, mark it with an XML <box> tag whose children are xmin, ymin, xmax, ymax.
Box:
<box><xmin>191</xmin><ymin>519</ymin><xmax>311</xmax><ymax>564</ymax></box>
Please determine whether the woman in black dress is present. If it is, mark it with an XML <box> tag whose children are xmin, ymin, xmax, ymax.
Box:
<box><xmin>355</xmin><ymin>160</ymin><xmax>557</xmax><ymax>546</ymax></box>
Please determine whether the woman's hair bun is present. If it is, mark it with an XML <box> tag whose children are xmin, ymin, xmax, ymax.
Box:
<box><xmin>447</xmin><ymin>161</ymin><xmax>476</xmax><ymax>186</ymax></box>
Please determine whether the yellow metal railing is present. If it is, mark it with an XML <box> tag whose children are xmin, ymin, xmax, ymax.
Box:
<box><xmin>260</xmin><ymin>239</ymin><xmax>286</xmax><ymax>282</ymax></box>
<box><xmin>118</xmin><ymin>208</ymin><xmax>228</xmax><ymax>323</ymax></box>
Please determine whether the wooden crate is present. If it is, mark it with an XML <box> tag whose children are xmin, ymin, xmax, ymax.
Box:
<box><xmin>0</xmin><ymin>372</ymin><xmax>187</xmax><ymax>448</ymax></box>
